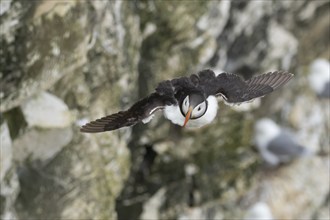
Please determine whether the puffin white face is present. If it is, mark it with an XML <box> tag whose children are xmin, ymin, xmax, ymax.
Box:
<box><xmin>181</xmin><ymin>94</ymin><xmax>208</xmax><ymax>127</ymax></box>
<box><xmin>164</xmin><ymin>95</ymin><xmax>218</xmax><ymax>128</ymax></box>
<box><xmin>181</xmin><ymin>96</ymin><xmax>207</xmax><ymax>119</ymax></box>
<box><xmin>191</xmin><ymin>102</ymin><xmax>207</xmax><ymax>118</ymax></box>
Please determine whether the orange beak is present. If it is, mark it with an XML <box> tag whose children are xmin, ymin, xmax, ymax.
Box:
<box><xmin>183</xmin><ymin>107</ymin><xmax>193</xmax><ymax>127</ymax></box>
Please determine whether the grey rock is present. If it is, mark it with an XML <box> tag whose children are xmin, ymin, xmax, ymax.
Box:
<box><xmin>0</xmin><ymin>0</ymin><xmax>12</xmax><ymax>16</ymax></box>
<box><xmin>12</xmin><ymin>127</ymin><xmax>73</xmax><ymax>165</ymax></box>
<box><xmin>140</xmin><ymin>187</ymin><xmax>166</xmax><ymax>220</ymax></box>
<box><xmin>308</xmin><ymin>59</ymin><xmax>330</xmax><ymax>98</ymax></box>
<box><xmin>287</xmin><ymin>95</ymin><xmax>330</xmax><ymax>155</ymax></box>
<box><xmin>0</xmin><ymin>122</ymin><xmax>19</xmax><ymax>219</ymax></box>
<box><xmin>253</xmin><ymin>157</ymin><xmax>329</xmax><ymax>219</ymax></box>
<box><xmin>266</xmin><ymin>21</ymin><xmax>298</xmax><ymax>70</ymax></box>
<box><xmin>2</xmin><ymin>1</ymin><xmax>139</xmax><ymax>219</ymax></box>
<box><xmin>197</xmin><ymin>1</ymin><xmax>231</xmax><ymax>38</ymax></box>
<box><xmin>15</xmin><ymin>132</ymin><xmax>130</xmax><ymax>220</ymax></box>
<box><xmin>244</xmin><ymin>202</ymin><xmax>274</xmax><ymax>220</ymax></box>
<box><xmin>0</xmin><ymin>122</ymin><xmax>12</xmax><ymax>182</ymax></box>
<box><xmin>0</xmin><ymin>1</ymin><xmax>87</xmax><ymax>112</ymax></box>
<box><xmin>21</xmin><ymin>92</ymin><xmax>73</xmax><ymax>129</ymax></box>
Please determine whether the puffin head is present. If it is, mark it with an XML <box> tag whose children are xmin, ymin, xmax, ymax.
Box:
<box><xmin>180</xmin><ymin>92</ymin><xmax>208</xmax><ymax>127</ymax></box>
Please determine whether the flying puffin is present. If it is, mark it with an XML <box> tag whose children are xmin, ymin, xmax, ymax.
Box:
<box><xmin>80</xmin><ymin>69</ymin><xmax>293</xmax><ymax>133</ymax></box>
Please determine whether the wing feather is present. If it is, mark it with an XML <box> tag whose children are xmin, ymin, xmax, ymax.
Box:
<box><xmin>214</xmin><ymin>70</ymin><xmax>293</xmax><ymax>103</ymax></box>
<box><xmin>80</xmin><ymin>93</ymin><xmax>174</xmax><ymax>133</ymax></box>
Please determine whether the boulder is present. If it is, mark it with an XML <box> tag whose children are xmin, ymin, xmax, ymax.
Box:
<box><xmin>21</xmin><ymin>92</ymin><xmax>73</xmax><ymax>129</ymax></box>
<box><xmin>12</xmin><ymin>127</ymin><xmax>73</xmax><ymax>165</ymax></box>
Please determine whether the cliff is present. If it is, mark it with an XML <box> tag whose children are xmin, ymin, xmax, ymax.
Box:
<box><xmin>1</xmin><ymin>1</ymin><xmax>329</xmax><ymax>219</ymax></box>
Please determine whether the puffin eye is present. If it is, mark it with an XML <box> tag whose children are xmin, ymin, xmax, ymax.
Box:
<box><xmin>191</xmin><ymin>102</ymin><xmax>207</xmax><ymax>119</ymax></box>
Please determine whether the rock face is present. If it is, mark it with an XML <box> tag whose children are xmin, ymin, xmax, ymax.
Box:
<box><xmin>21</xmin><ymin>92</ymin><xmax>73</xmax><ymax>129</ymax></box>
<box><xmin>1</xmin><ymin>121</ymin><xmax>20</xmax><ymax>219</ymax></box>
<box><xmin>0</xmin><ymin>0</ymin><xmax>329</xmax><ymax>219</ymax></box>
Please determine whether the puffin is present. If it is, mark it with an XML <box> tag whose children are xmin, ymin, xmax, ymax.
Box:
<box><xmin>80</xmin><ymin>69</ymin><xmax>293</xmax><ymax>133</ymax></box>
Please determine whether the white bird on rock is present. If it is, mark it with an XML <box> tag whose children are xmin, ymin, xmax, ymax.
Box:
<box><xmin>254</xmin><ymin>118</ymin><xmax>312</xmax><ymax>167</ymax></box>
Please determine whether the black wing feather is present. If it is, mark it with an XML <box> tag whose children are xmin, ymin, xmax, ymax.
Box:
<box><xmin>80</xmin><ymin>93</ymin><xmax>175</xmax><ymax>133</ymax></box>
<box><xmin>197</xmin><ymin>70</ymin><xmax>293</xmax><ymax>103</ymax></box>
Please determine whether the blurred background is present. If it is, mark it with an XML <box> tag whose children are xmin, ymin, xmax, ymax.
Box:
<box><xmin>0</xmin><ymin>0</ymin><xmax>329</xmax><ymax>219</ymax></box>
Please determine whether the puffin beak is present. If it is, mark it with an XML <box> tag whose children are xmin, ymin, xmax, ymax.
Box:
<box><xmin>183</xmin><ymin>107</ymin><xmax>193</xmax><ymax>127</ymax></box>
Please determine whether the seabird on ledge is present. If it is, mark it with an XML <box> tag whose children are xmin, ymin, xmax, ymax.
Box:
<box><xmin>253</xmin><ymin>118</ymin><xmax>312</xmax><ymax>167</ymax></box>
<box><xmin>81</xmin><ymin>69</ymin><xmax>293</xmax><ymax>133</ymax></box>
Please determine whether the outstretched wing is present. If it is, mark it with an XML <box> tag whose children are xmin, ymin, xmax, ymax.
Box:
<box><xmin>80</xmin><ymin>93</ymin><xmax>175</xmax><ymax>133</ymax></box>
<box><xmin>198</xmin><ymin>70</ymin><xmax>293</xmax><ymax>103</ymax></box>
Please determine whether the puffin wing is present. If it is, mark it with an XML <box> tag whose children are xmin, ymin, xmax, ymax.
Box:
<box><xmin>214</xmin><ymin>70</ymin><xmax>293</xmax><ymax>103</ymax></box>
<box><xmin>80</xmin><ymin>93</ymin><xmax>174</xmax><ymax>133</ymax></box>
